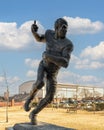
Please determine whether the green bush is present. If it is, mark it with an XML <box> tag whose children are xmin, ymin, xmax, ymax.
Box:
<box><xmin>95</xmin><ymin>103</ymin><xmax>104</xmax><ymax>111</ymax></box>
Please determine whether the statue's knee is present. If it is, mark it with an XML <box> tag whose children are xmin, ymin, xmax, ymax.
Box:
<box><xmin>37</xmin><ymin>80</ymin><xmax>44</xmax><ymax>89</ymax></box>
<box><xmin>32</xmin><ymin>80</ymin><xmax>44</xmax><ymax>90</ymax></box>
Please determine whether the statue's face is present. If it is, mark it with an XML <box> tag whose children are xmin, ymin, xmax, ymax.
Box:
<box><xmin>57</xmin><ymin>23</ymin><xmax>68</xmax><ymax>39</ymax></box>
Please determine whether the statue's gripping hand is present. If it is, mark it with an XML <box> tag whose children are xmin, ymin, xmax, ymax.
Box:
<box><xmin>31</xmin><ymin>21</ymin><xmax>38</xmax><ymax>33</ymax></box>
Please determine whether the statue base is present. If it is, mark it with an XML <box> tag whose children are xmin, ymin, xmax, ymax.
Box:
<box><xmin>6</xmin><ymin>122</ymin><xmax>75</xmax><ymax>130</ymax></box>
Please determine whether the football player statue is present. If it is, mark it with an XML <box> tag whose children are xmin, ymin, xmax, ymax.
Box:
<box><xmin>24</xmin><ymin>18</ymin><xmax>74</xmax><ymax>125</ymax></box>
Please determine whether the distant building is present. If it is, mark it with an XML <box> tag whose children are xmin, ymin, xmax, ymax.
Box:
<box><xmin>19</xmin><ymin>80</ymin><xmax>104</xmax><ymax>100</ymax></box>
<box><xmin>19</xmin><ymin>80</ymin><xmax>45</xmax><ymax>98</ymax></box>
<box><xmin>19</xmin><ymin>80</ymin><xmax>77</xmax><ymax>99</ymax></box>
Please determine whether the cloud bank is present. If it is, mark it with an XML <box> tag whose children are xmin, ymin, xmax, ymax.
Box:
<box><xmin>0</xmin><ymin>17</ymin><xmax>104</xmax><ymax>51</ymax></box>
<box><xmin>71</xmin><ymin>41</ymin><xmax>104</xmax><ymax>69</ymax></box>
<box><xmin>0</xmin><ymin>21</ymin><xmax>45</xmax><ymax>51</ymax></box>
<box><xmin>64</xmin><ymin>16</ymin><xmax>104</xmax><ymax>34</ymax></box>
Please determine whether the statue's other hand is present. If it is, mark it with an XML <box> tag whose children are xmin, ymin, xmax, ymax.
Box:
<box><xmin>31</xmin><ymin>21</ymin><xmax>38</xmax><ymax>32</ymax></box>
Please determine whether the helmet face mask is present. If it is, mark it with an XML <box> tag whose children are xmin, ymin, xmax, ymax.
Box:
<box><xmin>60</xmin><ymin>24</ymin><xmax>68</xmax><ymax>30</ymax></box>
<box><xmin>57</xmin><ymin>27</ymin><xmax>67</xmax><ymax>38</ymax></box>
<box><xmin>54</xmin><ymin>18</ymin><xmax>68</xmax><ymax>39</ymax></box>
<box><xmin>54</xmin><ymin>18</ymin><xmax>68</xmax><ymax>29</ymax></box>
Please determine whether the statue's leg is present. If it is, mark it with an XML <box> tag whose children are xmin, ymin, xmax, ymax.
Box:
<box><xmin>24</xmin><ymin>61</ymin><xmax>45</xmax><ymax>112</ymax></box>
<box><xmin>24</xmin><ymin>81</ymin><xmax>44</xmax><ymax>112</ymax></box>
<box><xmin>29</xmin><ymin>73</ymin><xmax>57</xmax><ymax>125</ymax></box>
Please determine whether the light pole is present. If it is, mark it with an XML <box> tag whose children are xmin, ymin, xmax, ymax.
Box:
<box><xmin>3</xmin><ymin>71</ymin><xmax>9</xmax><ymax>123</ymax></box>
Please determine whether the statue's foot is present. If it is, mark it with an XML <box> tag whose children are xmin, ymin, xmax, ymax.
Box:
<box><xmin>29</xmin><ymin>112</ymin><xmax>37</xmax><ymax>125</ymax></box>
<box><xmin>24</xmin><ymin>99</ymin><xmax>31</xmax><ymax>112</ymax></box>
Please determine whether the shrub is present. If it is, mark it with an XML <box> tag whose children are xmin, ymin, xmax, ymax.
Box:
<box><xmin>95</xmin><ymin>103</ymin><xmax>104</xmax><ymax>111</ymax></box>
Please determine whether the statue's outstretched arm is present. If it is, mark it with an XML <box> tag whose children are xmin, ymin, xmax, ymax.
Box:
<box><xmin>31</xmin><ymin>21</ymin><xmax>46</xmax><ymax>43</ymax></box>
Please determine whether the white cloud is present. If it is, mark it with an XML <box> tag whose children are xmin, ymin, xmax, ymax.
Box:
<box><xmin>0</xmin><ymin>75</ymin><xmax>19</xmax><ymax>85</ymax></box>
<box><xmin>25</xmin><ymin>58</ymin><xmax>40</xmax><ymax>78</ymax></box>
<box><xmin>80</xmin><ymin>75</ymin><xmax>98</xmax><ymax>83</ymax></box>
<box><xmin>58</xmin><ymin>70</ymin><xmax>80</xmax><ymax>84</ymax></box>
<box><xmin>70</xmin><ymin>41</ymin><xmax>104</xmax><ymax>69</ymax></box>
<box><xmin>25</xmin><ymin>58</ymin><xmax>40</xmax><ymax>68</ymax></box>
<box><xmin>76</xmin><ymin>61</ymin><xmax>104</xmax><ymax>69</ymax></box>
<box><xmin>58</xmin><ymin>70</ymin><xmax>103</xmax><ymax>87</ymax></box>
<box><xmin>26</xmin><ymin>70</ymin><xmax>36</xmax><ymax>77</ymax></box>
<box><xmin>64</xmin><ymin>16</ymin><xmax>104</xmax><ymax>34</ymax></box>
<box><xmin>0</xmin><ymin>76</ymin><xmax>5</xmax><ymax>82</ymax></box>
<box><xmin>90</xmin><ymin>61</ymin><xmax>104</xmax><ymax>69</ymax></box>
<box><xmin>80</xmin><ymin>41</ymin><xmax>104</xmax><ymax>60</ymax></box>
<box><xmin>71</xmin><ymin>55</ymin><xmax>104</xmax><ymax>69</ymax></box>
<box><xmin>0</xmin><ymin>21</ymin><xmax>45</xmax><ymax>51</ymax></box>
<box><xmin>8</xmin><ymin>76</ymin><xmax>20</xmax><ymax>85</ymax></box>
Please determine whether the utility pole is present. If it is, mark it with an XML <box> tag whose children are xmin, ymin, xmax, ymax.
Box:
<box><xmin>3</xmin><ymin>71</ymin><xmax>9</xmax><ymax>123</ymax></box>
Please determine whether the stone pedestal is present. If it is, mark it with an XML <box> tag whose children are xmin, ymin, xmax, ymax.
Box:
<box><xmin>6</xmin><ymin>122</ymin><xmax>75</xmax><ymax>130</ymax></box>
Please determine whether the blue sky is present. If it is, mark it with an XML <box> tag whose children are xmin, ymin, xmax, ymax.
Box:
<box><xmin>0</xmin><ymin>0</ymin><xmax>104</xmax><ymax>95</ymax></box>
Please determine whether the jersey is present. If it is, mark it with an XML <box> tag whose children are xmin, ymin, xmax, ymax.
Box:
<box><xmin>45</xmin><ymin>29</ymin><xmax>73</xmax><ymax>59</ymax></box>
<box><xmin>42</xmin><ymin>29</ymin><xmax>73</xmax><ymax>72</ymax></box>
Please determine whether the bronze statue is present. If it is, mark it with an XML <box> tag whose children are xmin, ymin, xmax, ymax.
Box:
<box><xmin>24</xmin><ymin>18</ymin><xmax>74</xmax><ymax>125</ymax></box>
